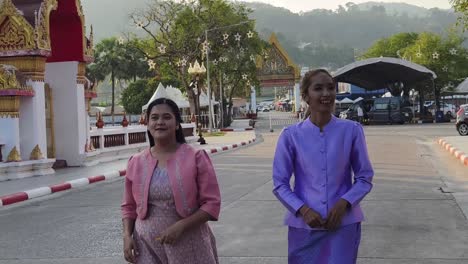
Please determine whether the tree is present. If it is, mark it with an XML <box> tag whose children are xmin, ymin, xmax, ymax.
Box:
<box><xmin>119</xmin><ymin>39</ymin><xmax>154</xmax><ymax>82</ymax></box>
<box><xmin>362</xmin><ymin>30</ymin><xmax>468</xmax><ymax>110</ymax></box>
<box><xmin>90</xmin><ymin>37</ymin><xmax>153</xmax><ymax>122</ymax></box>
<box><xmin>120</xmin><ymin>80</ymin><xmax>154</xmax><ymax>115</ymax></box>
<box><xmin>90</xmin><ymin>37</ymin><xmax>128</xmax><ymax>123</ymax></box>
<box><xmin>362</xmin><ymin>32</ymin><xmax>419</xmax><ymax>59</ymax></box>
<box><xmin>129</xmin><ymin>0</ymin><xmax>265</xmax><ymax>124</ymax></box>
<box><xmin>451</xmin><ymin>0</ymin><xmax>468</xmax><ymax>30</ymax></box>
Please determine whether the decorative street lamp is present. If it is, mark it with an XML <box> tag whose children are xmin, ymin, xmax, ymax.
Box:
<box><xmin>188</xmin><ymin>60</ymin><xmax>207</xmax><ymax>145</ymax></box>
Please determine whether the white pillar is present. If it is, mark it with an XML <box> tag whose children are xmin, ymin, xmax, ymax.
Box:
<box><xmin>294</xmin><ymin>82</ymin><xmax>301</xmax><ymax>112</ymax></box>
<box><xmin>250</xmin><ymin>86</ymin><xmax>257</xmax><ymax>111</ymax></box>
<box><xmin>0</xmin><ymin>116</ymin><xmax>20</xmax><ymax>161</ymax></box>
<box><xmin>45</xmin><ymin>62</ymin><xmax>87</xmax><ymax>166</ymax></box>
<box><xmin>19</xmin><ymin>81</ymin><xmax>48</xmax><ymax>160</ymax></box>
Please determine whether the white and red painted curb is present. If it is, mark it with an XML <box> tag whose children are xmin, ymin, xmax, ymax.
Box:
<box><xmin>438</xmin><ymin>138</ymin><xmax>468</xmax><ymax>167</ymax></box>
<box><xmin>220</xmin><ymin>128</ymin><xmax>254</xmax><ymax>132</ymax></box>
<box><xmin>0</xmin><ymin>137</ymin><xmax>258</xmax><ymax>207</ymax></box>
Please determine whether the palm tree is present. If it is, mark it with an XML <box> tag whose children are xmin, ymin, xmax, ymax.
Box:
<box><xmin>91</xmin><ymin>38</ymin><xmax>126</xmax><ymax>124</ymax></box>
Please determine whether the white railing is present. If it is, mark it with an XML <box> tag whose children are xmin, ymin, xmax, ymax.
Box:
<box><xmin>88</xmin><ymin>123</ymin><xmax>197</xmax><ymax>153</ymax></box>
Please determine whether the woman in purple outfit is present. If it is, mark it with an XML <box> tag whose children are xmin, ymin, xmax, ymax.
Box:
<box><xmin>272</xmin><ymin>69</ymin><xmax>374</xmax><ymax>264</ymax></box>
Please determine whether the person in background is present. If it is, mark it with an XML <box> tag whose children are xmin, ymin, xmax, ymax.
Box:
<box><xmin>357</xmin><ymin>104</ymin><xmax>364</xmax><ymax>124</ymax></box>
<box><xmin>122</xmin><ymin>98</ymin><xmax>221</xmax><ymax>264</ymax></box>
<box><xmin>272</xmin><ymin>69</ymin><xmax>374</xmax><ymax>264</ymax></box>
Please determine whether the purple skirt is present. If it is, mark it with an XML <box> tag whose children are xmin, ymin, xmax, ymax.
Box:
<box><xmin>288</xmin><ymin>223</ymin><xmax>361</xmax><ymax>264</ymax></box>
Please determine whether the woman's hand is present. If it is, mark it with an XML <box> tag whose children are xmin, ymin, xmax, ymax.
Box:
<box><xmin>156</xmin><ymin>220</ymin><xmax>187</xmax><ymax>245</ymax></box>
<box><xmin>123</xmin><ymin>235</ymin><xmax>138</xmax><ymax>263</ymax></box>
<box><xmin>300</xmin><ymin>205</ymin><xmax>325</xmax><ymax>228</ymax></box>
<box><xmin>325</xmin><ymin>198</ymin><xmax>350</xmax><ymax>230</ymax></box>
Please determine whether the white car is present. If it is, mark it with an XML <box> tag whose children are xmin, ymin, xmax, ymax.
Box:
<box><xmin>428</xmin><ymin>102</ymin><xmax>457</xmax><ymax>118</ymax></box>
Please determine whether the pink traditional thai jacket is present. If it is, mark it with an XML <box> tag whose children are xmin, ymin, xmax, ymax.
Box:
<box><xmin>121</xmin><ymin>144</ymin><xmax>221</xmax><ymax>221</ymax></box>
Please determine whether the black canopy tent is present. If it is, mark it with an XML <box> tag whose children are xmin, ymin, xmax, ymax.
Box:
<box><xmin>332</xmin><ymin>57</ymin><xmax>437</xmax><ymax>91</ymax></box>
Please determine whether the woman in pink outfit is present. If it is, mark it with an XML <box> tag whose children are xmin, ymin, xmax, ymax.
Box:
<box><xmin>121</xmin><ymin>98</ymin><xmax>221</xmax><ymax>264</ymax></box>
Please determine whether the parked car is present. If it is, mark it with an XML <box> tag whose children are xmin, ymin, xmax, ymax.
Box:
<box><xmin>426</xmin><ymin>101</ymin><xmax>457</xmax><ymax>119</ymax></box>
<box><xmin>456</xmin><ymin>104</ymin><xmax>468</xmax><ymax>136</ymax></box>
<box><xmin>339</xmin><ymin>99</ymin><xmax>374</xmax><ymax>125</ymax></box>
<box><xmin>368</xmin><ymin>97</ymin><xmax>413</xmax><ymax>124</ymax></box>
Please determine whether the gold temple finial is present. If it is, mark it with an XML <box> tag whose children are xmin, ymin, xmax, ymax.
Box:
<box><xmin>30</xmin><ymin>144</ymin><xmax>44</xmax><ymax>160</ymax></box>
<box><xmin>6</xmin><ymin>146</ymin><xmax>21</xmax><ymax>162</ymax></box>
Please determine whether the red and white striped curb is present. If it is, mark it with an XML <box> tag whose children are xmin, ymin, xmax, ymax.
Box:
<box><xmin>207</xmin><ymin>138</ymin><xmax>256</xmax><ymax>154</ymax></box>
<box><xmin>0</xmin><ymin>170</ymin><xmax>126</xmax><ymax>207</ymax></box>
<box><xmin>438</xmin><ymin>138</ymin><xmax>468</xmax><ymax>166</ymax></box>
<box><xmin>0</xmin><ymin>137</ymin><xmax>257</xmax><ymax>207</ymax></box>
<box><xmin>220</xmin><ymin>128</ymin><xmax>254</xmax><ymax>132</ymax></box>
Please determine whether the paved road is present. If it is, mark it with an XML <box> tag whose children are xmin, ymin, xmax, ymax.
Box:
<box><xmin>1</xmin><ymin>118</ymin><xmax>467</xmax><ymax>263</ymax></box>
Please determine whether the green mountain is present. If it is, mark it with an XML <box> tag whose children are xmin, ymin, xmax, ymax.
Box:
<box><xmin>81</xmin><ymin>0</ymin><xmax>460</xmax><ymax>69</ymax></box>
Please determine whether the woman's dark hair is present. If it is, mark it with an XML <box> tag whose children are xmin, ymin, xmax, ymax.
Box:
<box><xmin>146</xmin><ymin>98</ymin><xmax>186</xmax><ymax>147</ymax></box>
<box><xmin>300</xmin><ymin>69</ymin><xmax>334</xmax><ymax>101</ymax></box>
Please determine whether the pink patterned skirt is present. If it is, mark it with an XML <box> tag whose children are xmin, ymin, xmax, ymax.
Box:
<box><xmin>134</xmin><ymin>167</ymin><xmax>218</xmax><ymax>264</ymax></box>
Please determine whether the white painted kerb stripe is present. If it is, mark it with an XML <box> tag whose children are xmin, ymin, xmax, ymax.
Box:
<box><xmin>104</xmin><ymin>171</ymin><xmax>120</xmax><ymax>180</ymax></box>
<box><xmin>25</xmin><ymin>187</ymin><xmax>52</xmax><ymax>199</ymax></box>
<box><xmin>68</xmin><ymin>178</ymin><xmax>90</xmax><ymax>188</ymax></box>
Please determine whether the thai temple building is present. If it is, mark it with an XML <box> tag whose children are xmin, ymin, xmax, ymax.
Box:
<box><xmin>0</xmin><ymin>0</ymin><xmax>97</xmax><ymax>180</ymax></box>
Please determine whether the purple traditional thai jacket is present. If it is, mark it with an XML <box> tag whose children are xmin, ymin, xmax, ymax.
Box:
<box><xmin>272</xmin><ymin>115</ymin><xmax>374</xmax><ymax>230</ymax></box>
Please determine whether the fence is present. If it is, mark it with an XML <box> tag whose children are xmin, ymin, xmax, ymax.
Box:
<box><xmin>88</xmin><ymin>123</ymin><xmax>196</xmax><ymax>151</ymax></box>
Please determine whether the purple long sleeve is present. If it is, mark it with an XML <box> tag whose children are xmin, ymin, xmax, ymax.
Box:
<box><xmin>341</xmin><ymin>124</ymin><xmax>374</xmax><ymax>207</ymax></box>
<box><xmin>272</xmin><ymin>128</ymin><xmax>304</xmax><ymax>215</ymax></box>
<box><xmin>272</xmin><ymin>116</ymin><xmax>374</xmax><ymax>230</ymax></box>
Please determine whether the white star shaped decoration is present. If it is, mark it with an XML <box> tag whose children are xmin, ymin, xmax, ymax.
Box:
<box><xmin>147</xmin><ymin>60</ymin><xmax>156</xmax><ymax>70</ymax></box>
<box><xmin>432</xmin><ymin>52</ymin><xmax>439</xmax><ymax>59</ymax></box>
<box><xmin>158</xmin><ymin>44</ymin><xmax>166</xmax><ymax>54</ymax></box>
<box><xmin>223</xmin><ymin>33</ymin><xmax>229</xmax><ymax>40</ymax></box>
<box><xmin>242</xmin><ymin>74</ymin><xmax>248</xmax><ymax>80</ymax></box>
<box><xmin>442</xmin><ymin>66</ymin><xmax>448</xmax><ymax>72</ymax></box>
<box><xmin>234</xmin><ymin>33</ymin><xmax>241</xmax><ymax>42</ymax></box>
<box><xmin>449</xmin><ymin>48</ymin><xmax>458</xmax><ymax>55</ymax></box>
<box><xmin>118</xmin><ymin>37</ymin><xmax>125</xmax><ymax>45</ymax></box>
<box><xmin>181</xmin><ymin>58</ymin><xmax>187</xmax><ymax>67</ymax></box>
<box><xmin>202</xmin><ymin>40</ymin><xmax>210</xmax><ymax>50</ymax></box>
<box><xmin>213</xmin><ymin>59</ymin><xmax>218</xmax><ymax>65</ymax></box>
<box><xmin>247</xmin><ymin>31</ymin><xmax>254</xmax><ymax>38</ymax></box>
<box><xmin>136</xmin><ymin>21</ymin><xmax>144</xmax><ymax>28</ymax></box>
<box><xmin>416</xmin><ymin>52</ymin><xmax>422</xmax><ymax>58</ymax></box>
<box><xmin>176</xmin><ymin>59</ymin><xmax>182</xmax><ymax>67</ymax></box>
<box><xmin>250</xmin><ymin>55</ymin><xmax>255</xmax><ymax>61</ymax></box>
<box><xmin>448</xmin><ymin>82</ymin><xmax>454</xmax><ymax>88</ymax></box>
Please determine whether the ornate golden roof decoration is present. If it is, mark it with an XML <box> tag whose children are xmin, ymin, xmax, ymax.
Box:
<box><xmin>0</xmin><ymin>0</ymin><xmax>57</xmax><ymax>55</ymax></box>
<box><xmin>0</xmin><ymin>0</ymin><xmax>36</xmax><ymax>52</ymax></box>
<box><xmin>0</xmin><ymin>65</ymin><xmax>32</xmax><ymax>90</ymax></box>
<box><xmin>30</xmin><ymin>144</ymin><xmax>45</xmax><ymax>160</ymax></box>
<box><xmin>257</xmin><ymin>33</ymin><xmax>300</xmax><ymax>80</ymax></box>
<box><xmin>35</xmin><ymin>0</ymin><xmax>59</xmax><ymax>50</ymax></box>
<box><xmin>6</xmin><ymin>146</ymin><xmax>21</xmax><ymax>162</ymax></box>
<box><xmin>84</xmin><ymin>25</ymin><xmax>94</xmax><ymax>58</ymax></box>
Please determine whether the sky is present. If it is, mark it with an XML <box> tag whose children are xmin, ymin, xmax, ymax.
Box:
<box><xmin>238</xmin><ymin>0</ymin><xmax>452</xmax><ymax>13</ymax></box>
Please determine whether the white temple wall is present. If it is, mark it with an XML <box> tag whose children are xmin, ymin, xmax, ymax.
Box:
<box><xmin>19</xmin><ymin>81</ymin><xmax>47</xmax><ymax>160</ymax></box>
<box><xmin>45</xmin><ymin>62</ymin><xmax>86</xmax><ymax>166</ymax></box>
<box><xmin>0</xmin><ymin>117</ymin><xmax>20</xmax><ymax>160</ymax></box>
<box><xmin>294</xmin><ymin>82</ymin><xmax>301</xmax><ymax>112</ymax></box>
